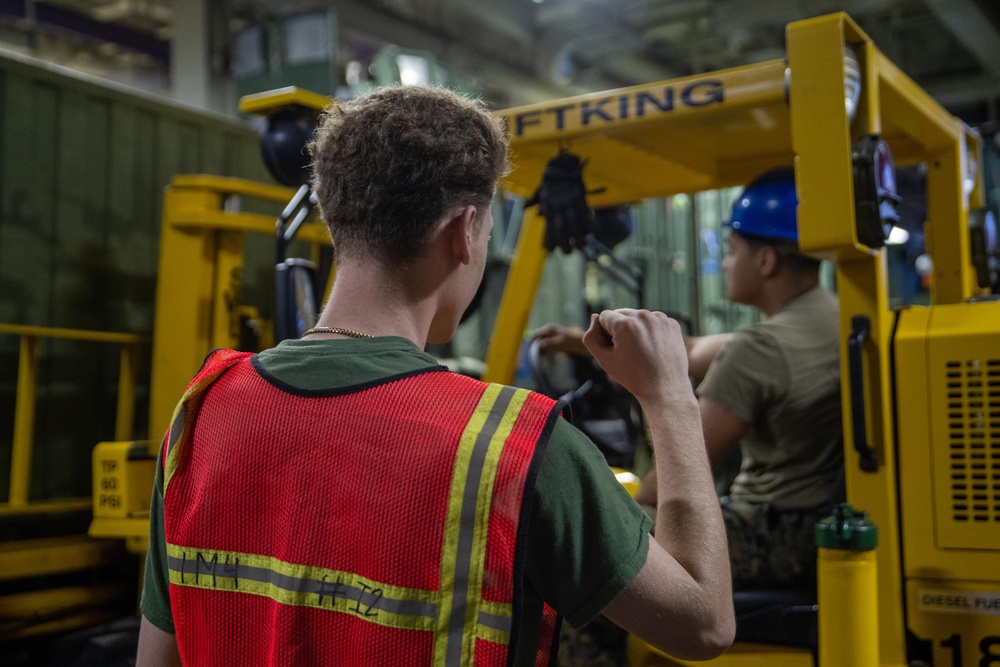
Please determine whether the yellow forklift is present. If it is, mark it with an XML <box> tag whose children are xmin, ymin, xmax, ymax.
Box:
<box><xmin>88</xmin><ymin>85</ymin><xmax>337</xmax><ymax>559</ymax></box>
<box><xmin>87</xmin><ymin>11</ymin><xmax>999</xmax><ymax>666</ymax></box>
<box><xmin>479</xmin><ymin>11</ymin><xmax>1000</xmax><ymax>667</ymax></box>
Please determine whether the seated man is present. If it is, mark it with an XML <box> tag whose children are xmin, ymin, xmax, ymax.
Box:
<box><xmin>535</xmin><ymin>169</ymin><xmax>844</xmax><ymax>591</ymax></box>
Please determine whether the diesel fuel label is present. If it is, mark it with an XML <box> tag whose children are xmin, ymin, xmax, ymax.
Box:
<box><xmin>918</xmin><ymin>589</ymin><xmax>1000</xmax><ymax>616</ymax></box>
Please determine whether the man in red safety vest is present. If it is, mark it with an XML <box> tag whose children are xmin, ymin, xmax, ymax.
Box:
<box><xmin>136</xmin><ymin>85</ymin><xmax>734</xmax><ymax>666</ymax></box>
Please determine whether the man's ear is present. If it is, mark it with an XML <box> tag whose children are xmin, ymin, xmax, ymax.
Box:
<box><xmin>449</xmin><ymin>204</ymin><xmax>479</xmax><ymax>265</ymax></box>
<box><xmin>757</xmin><ymin>244</ymin><xmax>780</xmax><ymax>277</ymax></box>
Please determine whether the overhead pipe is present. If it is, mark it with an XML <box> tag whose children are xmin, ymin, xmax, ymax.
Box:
<box><xmin>332</xmin><ymin>0</ymin><xmax>678</xmax><ymax>102</ymax></box>
<box><xmin>0</xmin><ymin>0</ymin><xmax>170</xmax><ymax>61</ymax></box>
<box><xmin>922</xmin><ymin>0</ymin><xmax>1000</xmax><ymax>80</ymax></box>
<box><xmin>330</xmin><ymin>0</ymin><xmax>591</xmax><ymax>103</ymax></box>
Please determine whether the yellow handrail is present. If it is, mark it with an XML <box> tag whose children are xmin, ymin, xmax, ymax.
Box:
<box><xmin>0</xmin><ymin>323</ymin><xmax>143</xmax><ymax>516</ymax></box>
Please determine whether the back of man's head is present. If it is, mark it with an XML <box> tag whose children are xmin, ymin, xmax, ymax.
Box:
<box><xmin>309</xmin><ymin>86</ymin><xmax>510</xmax><ymax>264</ymax></box>
<box><xmin>727</xmin><ymin>168</ymin><xmax>820</xmax><ymax>275</ymax></box>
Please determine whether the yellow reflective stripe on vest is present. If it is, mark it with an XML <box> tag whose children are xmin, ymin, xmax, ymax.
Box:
<box><xmin>165</xmin><ymin>544</ymin><xmax>440</xmax><ymax>632</ymax></box>
<box><xmin>435</xmin><ymin>384</ymin><xmax>530</xmax><ymax>666</ymax></box>
<box><xmin>163</xmin><ymin>359</ymin><xmax>239</xmax><ymax>495</ymax></box>
<box><xmin>476</xmin><ymin>600</ymin><xmax>514</xmax><ymax>644</ymax></box>
<box><xmin>162</xmin><ymin>402</ymin><xmax>186</xmax><ymax>495</ymax></box>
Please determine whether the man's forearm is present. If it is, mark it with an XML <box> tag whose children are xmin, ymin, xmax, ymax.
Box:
<box><xmin>584</xmin><ymin>309</ymin><xmax>734</xmax><ymax>656</ymax></box>
<box><xmin>645</xmin><ymin>395</ymin><xmax>733</xmax><ymax>612</ymax></box>
<box><xmin>684</xmin><ymin>334</ymin><xmax>732</xmax><ymax>379</ymax></box>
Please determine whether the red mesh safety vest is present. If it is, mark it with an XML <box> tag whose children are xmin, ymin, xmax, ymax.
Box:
<box><xmin>162</xmin><ymin>349</ymin><xmax>563</xmax><ymax>666</ymax></box>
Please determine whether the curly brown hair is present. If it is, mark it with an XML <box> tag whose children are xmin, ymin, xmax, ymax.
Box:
<box><xmin>309</xmin><ymin>85</ymin><xmax>509</xmax><ymax>264</ymax></box>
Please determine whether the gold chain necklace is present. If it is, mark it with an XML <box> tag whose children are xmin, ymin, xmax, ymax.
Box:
<box><xmin>301</xmin><ymin>326</ymin><xmax>376</xmax><ymax>339</ymax></box>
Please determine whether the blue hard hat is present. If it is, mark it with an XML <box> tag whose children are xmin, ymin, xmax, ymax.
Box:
<box><xmin>725</xmin><ymin>168</ymin><xmax>799</xmax><ymax>242</ymax></box>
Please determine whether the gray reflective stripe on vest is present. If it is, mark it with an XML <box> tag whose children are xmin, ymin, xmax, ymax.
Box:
<box><xmin>167</xmin><ymin>405</ymin><xmax>185</xmax><ymax>457</ymax></box>
<box><xmin>166</xmin><ymin>554</ymin><xmax>438</xmax><ymax>619</ymax></box>
<box><xmin>478</xmin><ymin>609</ymin><xmax>513</xmax><ymax>634</ymax></box>
<box><xmin>446</xmin><ymin>385</ymin><xmax>518</xmax><ymax>667</ymax></box>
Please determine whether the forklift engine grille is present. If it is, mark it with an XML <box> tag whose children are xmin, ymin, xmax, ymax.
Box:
<box><xmin>944</xmin><ymin>358</ymin><xmax>1000</xmax><ymax>524</ymax></box>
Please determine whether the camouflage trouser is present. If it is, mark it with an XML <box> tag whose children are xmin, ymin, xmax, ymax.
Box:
<box><xmin>556</xmin><ymin>499</ymin><xmax>823</xmax><ymax>665</ymax></box>
<box><xmin>557</xmin><ymin>614</ymin><xmax>629</xmax><ymax>667</ymax></box>
<box><xmin>721</xmin><ymin>497</ymin><xmax>823</xmax><ymax>590</ymax></box>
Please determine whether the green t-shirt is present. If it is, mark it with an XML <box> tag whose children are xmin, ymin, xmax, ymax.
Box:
<box><xmin>697</xmin><ymin>286</ymin><xmax>843</xmax><ymax>511</ymax></box>
<box><xmin>140</xmin><ymin>337</ymin><xmax>651</xmax><ymax>664</ymax></box>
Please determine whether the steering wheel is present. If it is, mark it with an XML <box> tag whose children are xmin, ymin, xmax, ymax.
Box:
<box><xmin>525</xmin><ymin>337</ymin><xmax>639</xmax><ymax>468</ymax></box>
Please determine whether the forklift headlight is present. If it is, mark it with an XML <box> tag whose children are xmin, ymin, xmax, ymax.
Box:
<box><xmin>238</xmin><ymin>87</ymin><xmax>332</xmax><ymax>187</ymax></box>
<box><xmin>844</xmin><ymin>44</ymin><xmax>862</xmax><ymax>125</ymax></box>
<box><xmin>784</xmin><ymin>44</ymin><xmax>862</xmax><ymax>123</ymax></box>
<box><xmin>963</xmin><ymin>135</ymin><xmax>978</xmax><ymax>198</ymax></box>
<box><xmin>258</xmin><ymin>106</ymin><xmax>320</xmax><ymax>188</ymax></box>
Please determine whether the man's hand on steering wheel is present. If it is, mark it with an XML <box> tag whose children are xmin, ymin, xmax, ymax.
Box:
<box><xmin>531</xmin><ymin>323</ymin><xmax>590</xmax><ymax>357</ymax></box>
